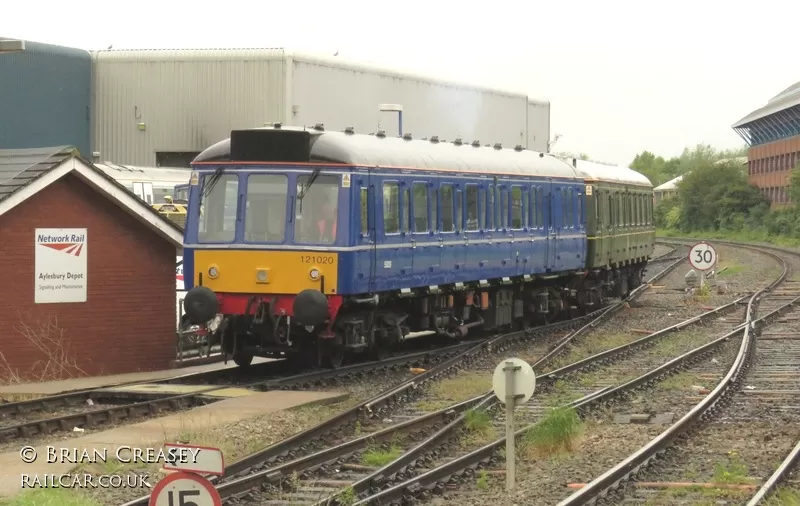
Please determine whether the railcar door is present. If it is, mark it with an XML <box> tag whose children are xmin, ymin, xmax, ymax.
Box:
<box><xmin>356</xmin><ymin>172</ymin><xmax>377</xmax><ymax>293</ymax></box>
<box><xmin>545</xmin><ymin>179</ymin><xmax>557</xmax><ymax>272</ymax></box>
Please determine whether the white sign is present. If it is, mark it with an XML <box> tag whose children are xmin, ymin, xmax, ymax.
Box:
<box><xmin>149</xmin><ymin>472</ymin><xmax>221</xmax><ymax>506</ymax></box>
<box><xmin>688</xmin><ymin>241</ymin><xmax>717</xmax><ymax>271</ymax></box>
<box><xmin>162</xmin><ymin>444</ymin><xmax>224</xmax><ymax>476</ymax></box>
<box><xmin>492</xmin><ymin>358</ymin><xmax>536</xmax><ymax>406</ymax></box>
<box><xmin>176</xmin><ymin>256</ymin><xmax>184</xmax><ymax>291</ymax></box>
<box><xmin>34</xmin><ymin>228</ymin><xmax>87</xmax><ymax>304</ymax></box>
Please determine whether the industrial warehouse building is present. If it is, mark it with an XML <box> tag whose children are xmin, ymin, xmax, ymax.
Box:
<box><xmin>0</xmin><ymin>146</ymin><xmax>183</xmax><ymax>380</ymax></box>
<box><xmin>733</xmin><ymin>81</ymin><xmax>800</xmax><ymax>206</ymax></box>
<box><xmin>1</xmin><ymin>41</ymin><xmax>551</xmax><ymax>168</ymax></box>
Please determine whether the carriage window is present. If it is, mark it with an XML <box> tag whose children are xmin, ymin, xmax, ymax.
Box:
<box><xmin>567</xmin><ymin>188</ymin><xmax>574</xmax><ymax>227</ymax></box>
<box><xmin>496</xmin><ymin>186</ymin><xmax>502</xmax><ymax>229</ymax></box>
<box><xmin>530</xmin><ymin>188</ymin><xmax>536</xmax><ymax>228</ymax></box>
<box><xmin>488</xmin><ymin>185</ymin><xmax>495</xmax><ymax>230</ymax></box>
<box><xmin>466</xmin><ymin>185</ymin><xmax>479</xmax><ymax>231</ymax></box>
<box><xmin>402</xmin><ymin>188</ymin><xmax>411</xmax><ymax>233</ymax></box>
<box><xmin>295</xmin><ymin>174</ymin><xmax>339</xmax><ymax>244</ymax></box>
<box><xmin>577</xmin><ymin>192</ymin><xmax>583</xmax><ymax>227</ymax></box>
<box><xmin>561</xmin><ymin>189</ymin><xmax>568</xmax><ymax>228</ymax></box>
<box><xmin>198</xmin><ymin>173</ymin><xmax>239</xmax><ymax>243</ymax></box>
<box><xmin>595</xmin><ymin>192</ymin><xmax>600</xmax><ymax>228</ymax></box>
<box><xmin>413</xmin><ymin>183</ymin><xmax>428</xmax><ymax>232</ymax></box>
<box><xmin>522</xmin><ymin>189</ymin><xmax>529</xmax><ymax>228</ymax></box>
<box><xmin>478</xmin><ymin>189</ymin><xmax>486</xmax><ymax>230</ymax></box>
<box><xmin>455</xmin><ymin>190</ymin><xmax>463</xmax><ymax>232</ymax></box>
<box><xmin>360</xmin><ymin>188</ymin><xmax>369</xmax><ymax>235</ymax></box>
<box><xmin>244</xmin><ymin>174</ymin><xmax>288</xmax><ymax>243</ymax></box>
<box><xmin>383</xmin><ymin>182</ymin><xmax>400</xmax><ymax>234</ymax></box>
<box><xmin>537</xmin><ymin>187</ymin><xmax>544</xmax><ymax>228</ymax></box>
<box><xmin>511</xmin><ymin>186</ymin><xmax>523</xmax><ymax>229</ymax></box>
<box><xmin>441</xmin><ymin>184</ymin><xmax>454</xmax><ymax>232</ymax></box>
<box><xmin>432</xmin><ymin>189</ymin><xmax>439</xmax><ymax>232</ymax></box>
<box><xmin>501</xmin><ymin>188</ymin><xmax>509</xmax><ymax>229</ymax></box>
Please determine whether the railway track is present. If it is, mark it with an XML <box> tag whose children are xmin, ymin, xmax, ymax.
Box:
<box><xmin>548</xmin><ymin>240</ymin><xmax>799</xmax><ymax>506</ymax></box>
<box><xmin>116</xmin><ymin>247</ymin><xmax>687</xmax><ymax>505</ymax></box>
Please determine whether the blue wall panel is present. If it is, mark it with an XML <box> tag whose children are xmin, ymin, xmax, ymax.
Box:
<box><xmin>0</xmin><ymin>41</ymin><xmax>91</xmax><ymax>157</ymax></box>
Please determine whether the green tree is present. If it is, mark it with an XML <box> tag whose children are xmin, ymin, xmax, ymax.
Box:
<box><xmin>787</xmin><ymin>162</ymin><xmax>800</xmax><ymax>204</ymax></box>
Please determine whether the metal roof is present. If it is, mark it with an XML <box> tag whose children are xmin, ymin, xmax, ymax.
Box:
<box><xmin>569</xmin><ymin>159</ymin><xmax>653</xmax><ymax>188</ymax></box>
<box><xmin>93</xmin><ymin>162</ymin><xmax>191</xmax><ymax>185</ymax></box>
<box><xmin>654</xmin><ymin>174</ymin><xmax>684</xmax><ymax>192</ymax></box>
<box><xmin>732</xmin><ymin>80</ymin><xmax>800</xmax><ymax>128</ymax></box>
<box><xmin>90</xmin><ymin>48</ymin><xmax>536</xmax><ymax>100</ymax></box>
<box><xmin>194</xmin><ymin>126</ymin><xmax>582</xmax><ymax>180</ymax></box>
<box><xmin>0</xmin><ymin>146</ymin><xmax>74</xmax><ymax>203</ymax></box>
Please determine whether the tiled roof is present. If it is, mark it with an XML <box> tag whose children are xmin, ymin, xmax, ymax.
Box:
<box><xmin>0</xmin><ymin>146</ymin><xmax>74</xmax><ymax>203</ymax></box>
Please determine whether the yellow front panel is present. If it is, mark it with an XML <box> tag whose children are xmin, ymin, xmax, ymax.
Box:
<box><xmin>194</xmin><ymin>250</ymin><xmax>339</xmax><ymax>295</ymax></box>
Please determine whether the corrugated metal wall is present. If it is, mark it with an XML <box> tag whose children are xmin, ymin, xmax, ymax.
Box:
<box><xmin>0</xmin><ymin>42</ymin><xmax>91</xmax><ymax>157</ymax></box>
<box><xmin>527</xmin><ymin>100</ymin><xmax>551</xmax><ymax>152</ymax></box>
<box><xmin>91</xmin><ymin>49</ymin><xmax>286</xmax><ymax>166</ymax></box>
<box><xmin>290</xmin><ymin>55</ymin><xmax>530</xmax><ymax>148</ymax></box>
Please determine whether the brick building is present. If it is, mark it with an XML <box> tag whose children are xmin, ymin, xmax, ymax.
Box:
<box><xmin>733</xmin><ymin>81</ymin><xmax>800</xmax><ymax>207</ymax></box>
<box><xmin>0</xmin><ymin>146</ymin><xmax>184</xmax><ymax>380</ymax></box>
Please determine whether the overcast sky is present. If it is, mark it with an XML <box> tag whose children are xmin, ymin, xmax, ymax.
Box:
<box><xmin>3</xmin><ymin>0</ymin><xmax>797</xmax><ymax>166</ymax></box>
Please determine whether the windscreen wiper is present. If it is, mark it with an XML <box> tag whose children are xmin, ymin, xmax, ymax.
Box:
<box><xmin>295</xmin><ymin>166</ymin><xmax>323</xmax><ymax>213</ymax></box>
<box><xmin>201</xmin><ymin>167</ymin><xmax>226</xmax><ymax>199</ymax></box>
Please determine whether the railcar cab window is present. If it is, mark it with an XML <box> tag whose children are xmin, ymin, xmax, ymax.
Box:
<box><xmin>198</xmin><ymin>173</ymin><xmax>238</xmax><ymax>242</ymax></box>
<box><xmin>244</xmin><ymin>174</ymin><xmax>288</xmax><ymax>243</ymax></box>
<box><xmin>295</xmin><ymin>174</ymin><xmax>339</xmax><ymax>244</ymax></box>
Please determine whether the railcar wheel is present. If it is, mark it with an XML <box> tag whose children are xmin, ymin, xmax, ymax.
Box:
<box><xmin>233</xmin><ymin>351</ymin><xmax>254</xmax><ymax>367</ymax></box>
<box><xmin>319</xmin><ymin>339</ymin><xmax>345</xmax><ymax>369</ymax></box>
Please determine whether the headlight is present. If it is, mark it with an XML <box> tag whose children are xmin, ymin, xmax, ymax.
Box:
<box><xmin>208</xmin><ymin>266</ymin><xmax>219</xmax><ymax>279</ymax></box>
<box><xmin>256</xmin><ymin>269</ymin><xmax>269</xmax><ymax>282</ymax></box>
<box><xmin>309</xmin><ymin>268</ymin><xmax>320</xmax><ymax>281</ymax></box>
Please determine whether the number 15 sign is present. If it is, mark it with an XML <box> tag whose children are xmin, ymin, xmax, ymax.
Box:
<box><xmin>689</xmin><ymin>242</ymin><xmax>717</xmax><ymax>271</ymax></box>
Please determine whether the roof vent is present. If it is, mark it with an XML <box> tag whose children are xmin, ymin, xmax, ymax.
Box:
<box><xmin>344</xmin><ymin>126</ymin><xmax>354</xmax><ymax>134</ymax></box>
<box><xmin>539</xmin><ymin>153</ymin><xmax>544</xmax><ymax>158</ymax></box>
<box><xmin>430</xmin><ymin>135</ymin><xmax>440</xmax><ymax>144</ymax></box>
<box><xmin>273</xmin><ymin>122</ymin><xmax>282</xmax><ymax>129</ymax></box>
<box><xmin>376</xmin><ymin>130</ymin><xmax>386</xmax><ymax>138</ymax></box>
<box><xmin>493</xmin><ymin>143</ymin><xmax>502</xmax><ymax>150</ymax></box>
<box><xmin>313</xmin><ymin>123</ymin><xmax>325</xmax><ymax>131</ymax></box>
<box><xmin>402</xmin><ymin>133</ymin><xmax>412</xmax><ymax>140</ymax></box>
<box><xmin>368</xmin><ymin>132</ymin><xmax>375</xmax><ymax>136</ymax></box>
<box><xmin>422</xmin><ymin>137</ymin><xmax>428</xmax><ymax>141</ymax></box>
<box><xmin>484</xmin><ymin>144</ymin><xmax>490</xmax><ymax>147</ymax></box>
<box><xmin>471</xmin><ymin>140</ymin><xmax>480</xmax><ymax>147</ymax></box>
<box><xmin>453</xmin><ymin>138</ymin><xmax>463</xmax><ymax>146</ymax></box>
<box><xmin>514</xmin><ymin>144</ymin><xmax>524</xmax><ymax>151</ymax></box>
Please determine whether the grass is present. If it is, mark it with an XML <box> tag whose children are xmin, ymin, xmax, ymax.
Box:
<box><xmin>648</xmin><ymin>329</ymin><xmax>704</xmax><ymax>358</ymax></box>
<box><xmin>336</xmin><ymin>486</ymin><xmax>357</xmax><ymax>506</ymax></box>
<box><xmin>520</xmin><ymin>406</ymin><xmax>583</xmax><ymax>458</ymax></box>
<box><xmin>545</xmin><ymin>379</ymin><xmax>584</xmax><ymax>406</ymax></box>
<box><xmin>548</xmin><ymin>332</ymin><xmax>637</xmax><ymax>371</ymax></box>
<box><xmin>0</xmin><ymin>488</ymin><xmax>102</xmax><ymax>506</ymax></box>
<box><xmin>713</xmin><ymin>451</ymin><xmax>755</xmax><ymax>485</ymax></box>
<box><xmin>654</xmin><ymin>371</ymin><xmax>701</xmax><ymax>391</ymax></box>
<box><xmin>361</xmin><ymin>443</ymin><xmax>403</xmax><ymax>467</ymax></box>
<box><xmin>461</xmin><ymin>408</ymin><xmax>497</xmax><ymax>448</ymax></box>
<box><xmin>657</xmin><ymin>227</ymin><xmax>800</xmax><ymax>249</ymax></box>
<box><xmin>764</xmin><ymin>487</ymin><xmax>800</xmax><ymax>506</ymax></box>
<box><xmin>414</xmin><ymin>371</ymin><xmax>491</xmax><ymax>411</ymax></box>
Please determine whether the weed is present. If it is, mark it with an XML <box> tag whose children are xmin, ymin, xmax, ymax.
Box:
<box><xmin>654</xmin><ymin>372</ymin><xmax>699</xmax><ymax>391</ymax></box>
<box><xmin>764</xmin><ymin>487</ymin><xmax>800</xmax><ymax>506</ymax></box>
<box><xmin>354</xmin><ymin>420</ymin><xmax>362</xmax><ymax>437</ymax></box>
<box><xmin>548</xmin><ymin>332</ymin><xmax>636</xmax><ymax>371</ymax></box>
<box><xmin>0</xmin><ymin>486</ymin><xmax>102</xmax><ymax>506</ymax></box>
<box><xmin>361</xmin><ymin>443</ymin><xmax>403</xmax><ymax>467</ymax></box>
<box><xmin>414</xmin><ymin>372</ymin><xmax>491</xmax><ymax>411</ymax></box>
<box><xmin>476</xmin><ymin>469</ymin><xmax>490</xmax><ymax>490</ymax></box>
<box><xmin>521</xmin><ymin>406</ymin><xmax>583</xmax><ymax>458</ymax></box>
<box><xmin>336</xmin><ymin>486</ymin><xmax>357</xmax><ymax>505</ymax></box>
<box><xmin>713</xmin><ymin>451</ymin><xmax>754</xmax><ymax>484</ymax></box>
<box><xmin>464</xmin><ymin>409</ymin><xmax>492</xmax><ymax>434</ymax></box>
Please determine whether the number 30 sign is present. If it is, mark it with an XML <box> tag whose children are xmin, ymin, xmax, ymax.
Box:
<box><xmin>689</xmin><ymin>242</ymin><xmax>717</xmax><ymax>271</ymax></box>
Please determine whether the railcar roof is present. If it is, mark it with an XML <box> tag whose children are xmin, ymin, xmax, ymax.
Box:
<box><xmin>570</xmin><ymin>158</ymin><xmax>653</xmax><ymax>188</ymax></box>
<box><xmin>193</xmin><ymin>126</ymin><xmax>582</xmax><ymax>180</ymax></box>
<box><xmin>94</xmin><ymin>162</ymin><xmax>192</xmax><ymax>184</ymax></box>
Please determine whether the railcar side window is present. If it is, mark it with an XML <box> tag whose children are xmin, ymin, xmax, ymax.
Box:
<box><xmin>501</xmin><ymin>188</ymin><xmax>509</xmax><ymax>229</ymax></box>
<box><xmin>198</xmin><ymin>173</ymin><xmax>239</xmax><ymax>243</ymax></box>
<box><xmin>567</xmin><ymin>188</ymin><xmax>574</xmax><ymax>228</ymax></box>
<box><xmin>244</xmin><ymin>174</ymin><xmax>288</xmax><ymax>243</ymax></box>
<box><xmin>522</xmin><ymin>189</ymin><xmax>529</xmax><ymax>228</ymax></box>
<box><xmin>478</xmin><ymin>189</ymin><xmax>486</xmax><ymax>230</ymax></box>
<box><xmin>402</xmin><ymin>188</ymin><xmax>411</xmax><ymax>234</ymax></box>
<box><xmin>561</xmin><ymin>189</ymin><xmax>567</xmax><ymax>228</ymax></box>
<box><xmin>413</xmin><ymin>183</ymin><xmax>428</xmax><ymax>233</ymax></box>
<box><xmin>496</xmin><ymin>186</ymin><xmax>502</xmax><ymax>229</ymax></box>
<box><xmin>455</xmin><ymin>190</ymin><xmax>463</xmax><ymax>232</ymax></box>
<box><xmin>536</xmin><ymin>187</ymin><xmax>544</xmax><ymax>228</ymax></box>
<box><xmin>441</xmin><ymin>184</ymin><xmax>454</xmax><ymax>232</ymax></box>
<box><xmin>432</xmin><ymin>189</ymin><xmax>439</xmax><ymax>232</ymax></box>
<box><xmin>488</xmin><ymin>185</ymin><xmax>495</xmax><ymax>230</ymax></box>
<box><xmin>511</xmin><ymin>186</ymin><xmax>523</xmax><ymax>229</ymax></box>
<box><xmin>295</xmin><ymin>174</ymin><xmax>339</xmax><ymax>244</ymax></box>
<box><xmin>360</xmin><ymin>188</ymin><xmax>369</xmax><ymax>235</ymax></box>
<box><xmin>530</xmin><ymin>187</ymin><xmax>536</xmax><ymax>228</ymax></box>
<box><xmin>383</xmin><ymin>182</ymin><xmax>400</xmax><ymax>234</ymax></box>
<box><xmin>466</xmin><ymin>185</ymin><xmax>479</xmax><ymax>231</ymax></box>
<box><xmin>577</xmin><ymin>192</ymin><xmax>583</xmax><ymax>228</ymax></box>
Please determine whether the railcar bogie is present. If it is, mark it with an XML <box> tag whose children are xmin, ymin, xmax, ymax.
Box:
<box><xmin>179</xmin><ymin>126</ymin><xmax>655</xmax><ymax>369</ymax></box>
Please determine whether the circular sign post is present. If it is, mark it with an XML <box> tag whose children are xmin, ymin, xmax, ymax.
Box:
<box><xmin>149</xmin><ymin>471</ymin><xmax>221</xmax><ymax>506</ymax></box>
<box><xmin>688</xmin><ymin>242</ymin><xmax>717</xmax><ymax>289</ymax></box>
<box><xmin>491</xmin><ymin>358</ymin><xmax>536</xmax><ymax>495</ymax></box>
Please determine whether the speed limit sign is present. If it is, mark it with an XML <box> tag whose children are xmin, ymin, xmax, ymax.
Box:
<box><xmin>149</xmin><ymin>471</ymin><xmax>221</xmax><ymax>506</ymax></box>
<box><xmin>689</xmin><ymin>242</ymin><xmax>717</xmax><ymax>271</ymax></box>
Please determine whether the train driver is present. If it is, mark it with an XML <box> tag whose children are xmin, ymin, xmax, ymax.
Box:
<box><xmin>315</xmin><ymin>194</ymin><xmax>337</xmax><ymax>244</ymax></box>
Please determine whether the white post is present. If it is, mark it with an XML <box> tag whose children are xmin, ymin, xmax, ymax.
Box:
<box><xmin>504</xmin><ymin>360</ymin><xmax>517</xmax><ymax>493</ymax></box>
